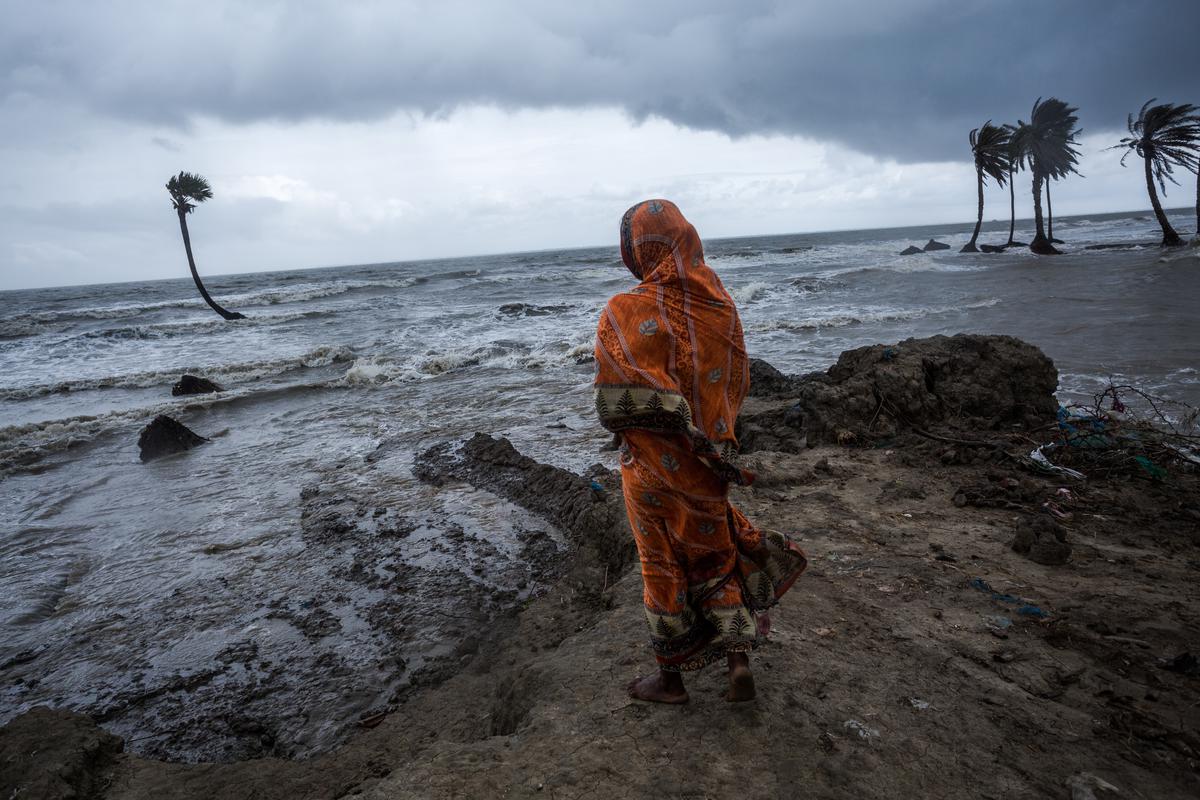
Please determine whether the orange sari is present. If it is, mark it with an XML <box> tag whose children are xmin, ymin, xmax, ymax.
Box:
<box><xmin>594</xmin><ymin>199</ymin><xmax>807</xmax><ymax>671</ymax></box>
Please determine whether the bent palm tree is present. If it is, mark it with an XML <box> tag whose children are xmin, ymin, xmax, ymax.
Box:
<box><xmin>1012</xmin><ymin>98</ymin><xmax>1082</xmax><ymax>255</ymax></box>
<box><xmin>1112</xmin><ymin>99</ymin><xmax>1200</xmax><ymax>246</ymax></box>
<box><xmin>961</xmin><ymin>122</ymin><xmax>1011</xmax><ymax>252</ymax></box>
<box><xmin>166</xmin><ymin>172</ymin><xmax>245</xmax><ymax>320</ymax></box>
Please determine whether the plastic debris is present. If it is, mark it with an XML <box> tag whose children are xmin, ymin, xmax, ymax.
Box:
<box><xmin>1066</xmin><ymin>772</ymin><xmax>1121</xmax><ymax>800</ymax></box>
<box><xmin>1028</xmin><ymin>445</ymin><xmax>1086</xmax><ymax>480</ymax></box>
<box><xmin>971</xmin><ymin>577</ymin><xmax>1051</xmax><ymax>620</ymax></box>
<box><xmin>1133</xmin><ymin>456</ymin><xmax>1167</xmax><ymax>481</ymax></box>
<box><xmin>843</xmin><ymin>719</ymin><xmax>880</xmax><ymax>739</ymax></box>
<box><xmin>908</xmin><ymin>698</ymin><xmax>930</xmax><ymax>710</ymax></box>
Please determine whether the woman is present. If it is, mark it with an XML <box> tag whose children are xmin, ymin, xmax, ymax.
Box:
<box><xmin>594</xmin><ymin>199</ymin><xmax>807</xmax><ymax>704</ymax></box>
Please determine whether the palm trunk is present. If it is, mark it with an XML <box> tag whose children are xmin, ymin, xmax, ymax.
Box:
<box><xmin>177</xmin><ymin>211</ymin><xmax>245</xmax><ymax>320</ymax></box>
<box><xmin>1006</xmin><ymin>168</ymin><xmax>1016</xmax><ymax>245</ymax></box>
<box><xmin>1145</xmin><ymin>152</ymin><xmax>1183</xmax><ymax>246</ymax></box>
<box><xmin>961</xmin><ymin>167</ymin><xmax>983</xmax><ymax>252</ymax></box>
<box><xmin>1046</xmin><ymin>180</ymin><xmax>1062</xmax><ymax>243</ymax></box>
<box><xmin>1030</xmin><ymin>170</ymin><xmax>1059</xmax><ymax>254</ymax></box>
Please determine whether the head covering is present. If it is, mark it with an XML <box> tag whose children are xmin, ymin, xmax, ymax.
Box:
<box><xmin>594</xmin><ymin>199</ymin><xmax>752</xmax><ymax>484</ymax></box>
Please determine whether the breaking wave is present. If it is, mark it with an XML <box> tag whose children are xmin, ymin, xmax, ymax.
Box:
<box><xmin>748</xmin><ymin>298</ymin><xmax>1001</xmax><ymax>332</ymax></box>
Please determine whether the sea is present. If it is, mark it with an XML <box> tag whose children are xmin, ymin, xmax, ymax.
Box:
<box><xmin>1</xmin><ymin>208</ymin><xmax>1197</xmax><ymax>760</ymax></box>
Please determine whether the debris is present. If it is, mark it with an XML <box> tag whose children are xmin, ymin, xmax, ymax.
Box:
<box><xmin>971</xmin><ymin>577</ymin><xmax>1052</xmax><ymax>621</ymax></box>
<box><xmin>908</xmin><ymin>698</ymin><xmax>930</xmax><ymax>710</ymax></box>
<box><xmin>1027</xmin><ymin>445</ymin><xmax>1086</xmax><ymax>480</ymax></box>
<box><xmin>842</xmin><ymin>719</ymin><xmax>880</xmax><ymax>739</ymax></box>
<box><xmin>1066</xmin><ymin>772</ymin><xmax>1121</xmax><ymax>800</ymax></box>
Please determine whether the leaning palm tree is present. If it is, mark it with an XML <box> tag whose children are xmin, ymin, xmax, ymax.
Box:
<box><xmin>961</xmin><ymin>122</ymin><xmax>1011</xmax><ymax>252</ymax></box>
<box><xmin>166</xmin><ymin>171</ymin><xmax>245</xmax><ymax>320</ymax></box>
<box><xmin>1002</xmin><ymin>124</ymin><xmax>1026</xmax><ymax>248</ymax></box>
<box><xmin>1112</xmin><ymin>99</ymin><xmax>1200</xmax><ymax>247</ymax></box>
<box><xmin>1012</xmin><ymin>97</ymin><xmax>1082</xmax><ymax>255</ymax></box>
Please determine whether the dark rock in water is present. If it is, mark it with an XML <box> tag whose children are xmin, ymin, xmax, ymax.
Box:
<box><xmin>0</xmin><ymin>707</ymin><xmax>123</xmax><ymax>800</ymax></box>
<box><xmin>138</xmin><ymin>415</ymin><xmax>208</xmax><ymax>462</ymax></box>
<box><xmin>1011</xmin><ymin>515</ymin><xmax>1071</xmax><ymax>565</ymax></box>
<box><xmin>1049</xmin><ymin>238</ymin><xmax>1065</xmax><ymax>245</ymax></box>
<box><xmin>172</xmin><ymin>374</ymin><xmax>223</xmax><ymax>396</ymax></box>
<box><xmin>979</xmin><ymin>244</ymin><xmax>1006</xmax><ymax>253</ymax></box>
<box><xmin>738</xmin><ymin>334</ymin><xmax>1059</xmax><ymax>450</ymax></box>
<box><xmin>923</xmin><ymin>239</ymin><xmax>951</xmax><ymax>251</ymax></box>
<box><xmin>747</xmin><ymin>358</ymin><xmax>799</xmax><ymax>398</ymax></box>
<box><xmin>899</xmin><ymin>245</ymin><xmax>924</xmax><ymax>256</ymax></box>
<box><xmin>1008</xmin><ymin>240</ymin><xmax>1027</xmax><ymax>247</ymax></box>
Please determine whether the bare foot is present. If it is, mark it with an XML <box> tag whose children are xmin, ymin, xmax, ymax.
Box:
<box><xmin>726</xmin><ymin>652</ymin><xmax>756</xmax><ymax>702</ymax></box>
<box><xmin>627</xmin><ymin>671</ymin><xmax>688</xmax><ymax>704</ymax></box>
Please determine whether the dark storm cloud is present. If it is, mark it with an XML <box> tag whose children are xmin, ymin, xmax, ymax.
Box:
<box><xmin>2</xmin><ymin>0</ymin><xmax>1198</xmax><ymax>161</ymax></box>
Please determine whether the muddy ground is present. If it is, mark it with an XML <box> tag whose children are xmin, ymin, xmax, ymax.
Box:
<box><xmin>3</xmin><ymin>336</ymin><xmax>1199</xmax><ymax>799</ymax></box>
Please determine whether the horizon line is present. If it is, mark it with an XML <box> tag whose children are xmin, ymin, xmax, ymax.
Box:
<box><xmin>2</xmin><ymin>204</ymin><xmax>1193</xmax><ymax>294</ymax></box>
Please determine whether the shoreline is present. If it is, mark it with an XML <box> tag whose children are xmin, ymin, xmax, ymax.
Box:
<box><xmin>3</xmin><ymin>334</ymin><xmax>1199</xmax><ymax>799</ymax></box>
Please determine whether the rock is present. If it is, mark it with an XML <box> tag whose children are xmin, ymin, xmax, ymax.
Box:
<box><xmin>1011</xmin><ymin>515</ymin><xmax>1071</xmax><ymax>565</ymax></box>
<box><xmin>172</xmin><ymin>374</ymin><xmax>223</xmax><ymax>396</ymax></box>
<box><xmin>0</xmin><ymin>707</ymin><xmax>124</xmax><ymax>800</ymax></box>
<box><xmin>747</xmin><ymin>358</ymin><xmax>799</xmax><ymax>397</ymax></box>
<box><xmin>739</xmin><ymin>335</ymin><xmax>1058</xmax><ymax>449</ymax></box>
<box><xmin>137</xmin><ymin>415</ymin><xmax>208</xmax><ymax>462</ymax></box>
<box><xmin>414</xmin><ymin>433</ymin><xmax>634</xmax><ymax>574</ymax></box>
<box><xmin>979</xmin><ymin>244</ymin><xmax>1006</xmax><ymax>253</ymax></box>
<box><xmin>899</xmin><ymin>245</ymin><xmax>924</xmax><ymax>256</ymax></box>
<box><xmin>923</xmin><ymin>239</ymin><xmax>951</xmax><ymax>251</ymax></box>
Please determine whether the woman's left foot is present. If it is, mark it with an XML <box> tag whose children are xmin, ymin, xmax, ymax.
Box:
<box><xmin>627</xmin><ymin>672</ymin><xmax>689</xmax><ymax>704</ymax></box>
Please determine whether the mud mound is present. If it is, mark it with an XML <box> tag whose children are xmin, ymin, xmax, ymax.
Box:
<box><xmin>740</xmin><ymin>334</ymin><xmax>1057</xmax><ymax>450</ymax></box>
<box><xmin>414</xmin><ymin>433</ymin><xmax>633</xmax><ymax>575</ymax></box>
<box><xmin>0</xmin><ymin>707</ymin><xmax>123</xmax><ymax>800</ymax></box>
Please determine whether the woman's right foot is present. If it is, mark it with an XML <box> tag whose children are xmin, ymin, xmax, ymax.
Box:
<box><xmin>627</xmin><ymin>672</ymin><xmax>689</xmax><ymax>704</ymax></box>
<box><xmin>726</xmin><ymin>653</ymin><xmax>756</xmax><ymax>702</ymax></box>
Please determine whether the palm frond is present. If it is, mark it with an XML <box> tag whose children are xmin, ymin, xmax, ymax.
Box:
<box><xmin>166</xmin><ymin>171</ymin><xmax>214</xmax><ymax>214</ymax></box>
<box><xmin>1010</xmin><ymin>98</ymin><xmax>1082</xmax><ymax>181</ymax></box>
<box><xmin>969</xmin><ymin>120</ymin><xmax>1012</xmax><ymax>186</ymax></box>
<box><xmin>1112</xmin><ymin>100</ymin><xmax>1200</xmax><ymax>194</ymax></box>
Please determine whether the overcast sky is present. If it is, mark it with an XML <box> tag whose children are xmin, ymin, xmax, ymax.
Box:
<box><xmin>2</xmin><ymin>0</ymin><xmax>1198</xmax><ymax>290</ymax></box>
